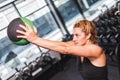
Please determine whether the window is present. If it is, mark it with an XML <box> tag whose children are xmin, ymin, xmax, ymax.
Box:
<box><xmin>0</xmin><ymin>4</ymin><xmax>19</xmax><ymax>31</ymax></box>
<box><xmin>82</xmin><ymin>0</ymin><xmax>117</xmax><ymax>20</ymax></box>
<box><xmin>0</xmin><ymin>0</ymin><xmax>62</xmax><ymax>79</ymax></box>
<box><xmin>53</xmin><ymin>0</ymin><xmax>83</xmax><ymax>33</ymax></box>
<box><xmin>26</xmin><ymin>7</ymin><xmax>58</xmax><ymax>37</ymax></box>
<box><xmin>87</xmin><ymin>0</ymin><xmax>98</xmax><ymax>6</ymax></box>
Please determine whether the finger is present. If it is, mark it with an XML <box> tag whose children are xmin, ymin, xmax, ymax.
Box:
<box><xmin>17</xmin><ymin>35</ymin><xmax>26</xmax><ymax>39</ymax></box>
<box><xmin>16</xmin><ymin>30</ymin><xmax>26</xmax><ymax>35</ymax></box>
<box><xmin>19</xmin><ymin>24</ymin><xmax>28</xmax><ymax>31</ymax></box>
<box><xmin>33</xmin><ymin>27</ymin><xmax>37</xmax><ymax>33</ymax></box>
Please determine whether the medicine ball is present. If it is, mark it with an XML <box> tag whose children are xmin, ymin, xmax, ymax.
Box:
<box><xmin>7</xmin><ymin>17</ymin><xmax>34</xmax><ymax>45</ymax></box>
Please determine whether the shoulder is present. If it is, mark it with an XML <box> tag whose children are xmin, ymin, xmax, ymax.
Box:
<box><xmin>85</xmin><ymin>44</ymin><xmax>103</xmax><ymax>51</ymax></box>
<box><xmin>91</xmin><ymin>44</ymin><xmax>103</xmax><ymax>50</ymax></box>
<box><xmin>87</xmin><ymin>44</ymin><xmax>103</xmax><ymax>57</ymax></box>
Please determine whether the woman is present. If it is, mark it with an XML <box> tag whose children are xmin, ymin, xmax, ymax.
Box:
<box><xmin>17</xmin><ymin>20</ymin><xmax>108</xmax><ymax>80</ymax></box>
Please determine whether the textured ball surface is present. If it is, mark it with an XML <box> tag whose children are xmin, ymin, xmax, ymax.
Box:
<box><xmin>7</xmin><ymin>17</ymin><xmax>34</xmax><ymax>45</ymax></box>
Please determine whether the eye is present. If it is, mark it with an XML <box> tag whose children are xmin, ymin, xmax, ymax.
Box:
<box><xmin>76</xmin><ymin>34</ymin><xmax>81</xmax><ymax>37</ymax></box>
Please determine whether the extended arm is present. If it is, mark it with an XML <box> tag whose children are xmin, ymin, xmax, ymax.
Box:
<box><xmin>16</xmin><ymin>23</ymin><xmax>103</xmax><ymax>57</ymax></box>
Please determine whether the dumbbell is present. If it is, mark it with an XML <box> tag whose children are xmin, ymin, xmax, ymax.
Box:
<box><xmin>14</xmin><ymin>72</ymin><xmax>23</xmax><ymax>80</ymax></box>
<box><xmin>107</xmin><ymin>9</ymin><xmax>115</xmax><ymax>17</ymax></box>
<box><xmin>106</xmin><ymin>47</ymin><xmax>118</xmax><ymax>66</ymax></box>
<box><xmin>13</xmin><ymin>68</ymin><xmax>24</xmax><ymax>80</ymax></box>
<box><xmin>36</xmin><ymin>53</ymin><xmax>53</xmax><ymax>68</ymax></box>
<box><xmin>41</xmin><ymin>52</ymin><xmax>53</xmax><ymax>65</ymax></box>
<box><xmin>14</xmin><ymin>66</ymin><xmax>31</xmax><ymax>80</ymax></box>
<box><xmin>115</xmin><ymin>16</ymin><xmax>120</xmax><ymax>24</ymax></box>
<box><xmin>101</xmin><ymin>33</ymin><xmax>109</xmax><ymax>44</ymax></box>
<box><xmin>19</xmin><ymin>68</ymin><xmax>31</xmax><ymax>79</ymax></box>
<box><xmin>97</xmin><ymin>19</ymin><xmax>105</xmax><ymax>27</ymax></box>
<box><xmin>108</xmin><ymin>17</ymin><xmax>117</xmax><ymax>26</ymax></box>
<box><xmin>107</xmin><ymin>33</ymin><xmax>117</xmax><ymax>44</ymax></box>
<box><xmin>104</xmin><ymin>33</ymin><xmax>118</xmax><ymax>44</ymax></box>
<box><xmin>99</xmin><ymin>14</ymin><xmax>105</xmax><ymax>20</ymax></box>
<box><xmin>114</xmin><ymin>25</ymin><xmax>120</xmax><ymax>32</ymax></box>
<box><xmin>35</xmin><ymin>56</ymin><xmax>46</xmax><ymax>68</ymax></box>
<box><xmin>115</xmin><ymin>43</ymin><xmax>120</xmax><ymax>74</ymax></box>
<box><xmin>43</xmin><ymin>54</ymin><xmax>53</xmax><ymax>65</ymax></box>
<box><xmin>115</xmin><ymin>1</ymin><xmax>120</xmax><ymax>15</ymax></box>
<box><xmin>92</xmin><ymin>18</ymin><xmax>105</xmax><ymax>27</ymax></box>
<box><xmin>115</xmin><ymin>44</ymin><xmax>120</xmax><ymax>57</ymax></box>
<box><xmin>109</xmin><ymin>5</ymin><xmax>118</xmax><ymax>16</ymax></box>
<box><xmin>23</xmin><ymin>62</ymin><xmax>32</xmax><ymax>76</ymax></box>
<box><xmin>98</xmin><ymin>33</ymin><xmax>103</xmax><ymax>44</ymax></box>
<box><xmin>28</xmin><ymin>60</ymin><xmax>38</xmax><ymax>72</ymax></box>
<box><xmin>115</xmin><ymin>32</ymin><xmax>120</xmax><ymax>42</ymax></box>
<box><xmin>102</xmin><ymin>11</ymin><xmax>110</xmax><ymax>19</ymax></box>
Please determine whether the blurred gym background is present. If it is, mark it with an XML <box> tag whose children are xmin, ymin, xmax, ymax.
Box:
<box><xmin>0</xmin><ymin>0</ymin><xmax>120</xmax><ymax>80</ymax></box>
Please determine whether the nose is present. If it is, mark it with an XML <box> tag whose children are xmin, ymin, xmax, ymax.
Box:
<box><xmin>72</xmin><ymin>35</ymin><xmax>77</xmax><ymax>42</ymax></box>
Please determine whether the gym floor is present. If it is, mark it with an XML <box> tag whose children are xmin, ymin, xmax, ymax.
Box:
<box><xmin>106</xmin><ymin>54</ymin><xmax>120</xmax><ymax>80</ymax></box>
<box><xmin>34</xmin><ymin>55</ymin><xmax>120</xmax><ymax>80</ymax></box>
<box><xmin>51</xmin><ymin>56</ymin><xmax>120</xmax><ymax>80</ymax></box>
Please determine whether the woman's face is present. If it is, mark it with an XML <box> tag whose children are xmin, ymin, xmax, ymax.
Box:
<box><xmin>73</xmin><ymin>27</ymin><xmax>89</xmax><ymax>46</ymax></box>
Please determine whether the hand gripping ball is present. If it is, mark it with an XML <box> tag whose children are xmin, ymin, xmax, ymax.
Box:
<box><xmin>7</xmin><ymin>17</ymin><xmax>34</xmax><ymax>45</ymax></box>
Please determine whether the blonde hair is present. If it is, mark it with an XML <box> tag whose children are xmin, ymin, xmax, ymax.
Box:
<box><xmin>74</xmin><ymin>20</ymin><xmax>98</xmax><ymax>44</ymax></box>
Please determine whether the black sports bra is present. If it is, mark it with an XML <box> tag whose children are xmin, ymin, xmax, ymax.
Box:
<box><xmin>79</xmin><ymin>57</ymin><xmax>108</xmax><ymax>80</ymax></box>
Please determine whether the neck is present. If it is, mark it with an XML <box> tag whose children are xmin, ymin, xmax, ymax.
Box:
<box><xmin>86</xmin><ymin>39</ymin><xmax>92</xmax><ymax>45</ymax></box>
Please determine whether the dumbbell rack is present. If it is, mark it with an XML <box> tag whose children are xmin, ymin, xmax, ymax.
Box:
<box><xmin>93</xmin><ymin>0</ymin><xmax>120</xmax><ymax>73</ymax></box>
<box><xmin>7</xmin><ymin>50</ymin><xmax>61</xmax><ymax>80</ymax></box>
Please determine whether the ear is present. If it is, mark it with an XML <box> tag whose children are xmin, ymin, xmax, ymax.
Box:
<box><xmin>86</xmin><ymin>33</ymin><xmax>91</xmax><ymax>40</ymax></box>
